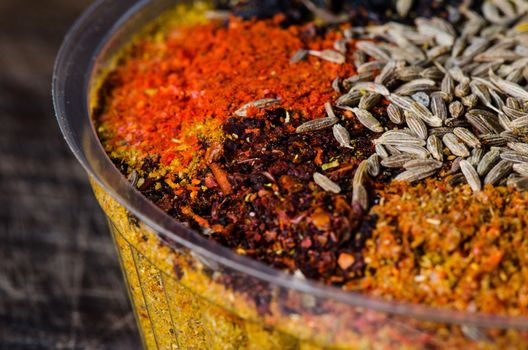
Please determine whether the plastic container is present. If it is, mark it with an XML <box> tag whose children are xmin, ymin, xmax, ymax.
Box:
<box><xmin>53</xmin><ymin>0</ymin><xmax>528</xmax><ymax>348</ymax></box>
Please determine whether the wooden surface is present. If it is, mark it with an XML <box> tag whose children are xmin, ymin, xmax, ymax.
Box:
<box><xmin>0</xmin><ymin>1</ymin><xmax>141</xmax><ymax>348</ymax></box>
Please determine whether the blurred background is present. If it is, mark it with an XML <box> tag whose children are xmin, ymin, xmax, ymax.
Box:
<box><xmin>0</xmin><ymin>0</ymin><xmax>141</xmax><ymax>348</ymax></box>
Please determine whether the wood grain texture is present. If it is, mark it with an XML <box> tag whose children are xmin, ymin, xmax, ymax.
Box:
<box><xmin>0</xmin><ymin>1</ymin><xmax>141</xmax><ymax>348</ymax></box>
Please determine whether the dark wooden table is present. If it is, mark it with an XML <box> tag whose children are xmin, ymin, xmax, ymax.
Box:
<box><xmin>0</xmin><ymin>1</ymin><xmax>141</xmax><ymax>348</ymax></box>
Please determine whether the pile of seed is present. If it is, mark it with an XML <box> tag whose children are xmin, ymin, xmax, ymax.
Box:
<box><xmin>278</xmin><ymin>1</ymin><xmax>528</xmax><ymax>211</ymax></box>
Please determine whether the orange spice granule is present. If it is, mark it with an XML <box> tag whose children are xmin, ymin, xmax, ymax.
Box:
<box><xmin>362</xmin><ymin>179</ymin><xmax>528</xmax><ymax>316</ymax></box>
<box><xmin>97</xmin><ymin>16</ymin><xmax>355</xmax><ymax>175</ymax></box>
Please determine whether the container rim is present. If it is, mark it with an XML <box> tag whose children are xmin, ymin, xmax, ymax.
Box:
<box><xmin>52</xmin><ymin>0</ymin><xmax>528</xmax><ymax>330</ymax></box>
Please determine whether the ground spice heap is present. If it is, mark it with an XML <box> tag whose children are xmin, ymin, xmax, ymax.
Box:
<box><xmin>363</xmin><ymin>180</ymin><xmax>528</xmax><ymax>316</ymax></box>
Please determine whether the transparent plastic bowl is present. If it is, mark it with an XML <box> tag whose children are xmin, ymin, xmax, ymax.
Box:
<box><xmin>53</xmin><ymin>0</ymin><xmax>528</xmax><ymax>348</ymax></box>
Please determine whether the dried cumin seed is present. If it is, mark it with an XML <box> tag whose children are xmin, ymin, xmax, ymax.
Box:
<box><xmin>453</xmin><ymin>127</ymin><xmax>481</xmax><ymax>148</ymax></box>
<box><xmin>396</xmin><ymin>66</ymin><xmax>422</xmax><ymax>81</ymax></box>
<box><xmin>296</xmin><ymin>116</ymin><xmax>337</xmax><ymax>133</ymax></box>
<box><xmin>460</xmin><ymin>36</ymin><xmax>489</xmax><ymax>62</ymax></box>
<box><xmin>352</xmin><ymin>108</ymin><xmax>384</xmax><ymax>132</ymax></box>
<box><xmin>443</xmin><ymin>133</ymin><xmax>470</xmax><ymax>157</ymax></box>
<box><xmin>387</xmin><ymin>94</ymin><xmax>414</xmax><ymax>111</ymax></box>
<box><xmin>469</xmin><ymin>148</ymin><xmax>485</xmax><ymax>167</ymax></box>
<box><xmin>498</xmin><ymin>112</ymin><xmax>513</xmax><ymax>131</ymax></box>
<box><xmin>356</xmin><ymin>41</ymin><xmax>391</xmax><ymax>62</ymax></box>
<box><xmin>478</xmin><ymin>134</ymin><xmax>509</xmax><ymax>147</ymax></box>
<box><xmin>421</xmin><ymin>66</ymin><xmax>444</xmax><ymax>81</ymax></box>
<box><xmin>352</xmin><ymin>50</ymin><xmax>367</xmax><ymax>68</ymax></box>
<box><xmin>507</xmin><ymin>142</ymin><xmax>528</xmax><ymax>155</ymax></box>
<box><xmin>405</xmin><ymin>111</ymin><xmax>428</xmax><ymax>140</ymax></box>
<box><xmin>448</xmin><ymin>66</ymin><xmax>467</xmax><ymax>83</ymax></box>
<box><xmin>426</xmin><ymin>45</ymin><xmax>450</xmax><ymax>60</ymax></box>
<box><xmin>498</xmin><ymin>64</ymin><xmax>514</xmax><ymax>78</ymax></box>
<box><xmin>332</xmin><ymin>124</ymin><xmax>352</xmax><ymax>149</ymax></box>
<box><xmin>359</xmin><ymin>92</ymin><xmax>382</xmax><ymax>110</ymax></box>
<box><xmin>489</xmin><ymin>69</ymin><xmax>528</xmax><ymax>101</ymax></box>
<box><xmin>500</xmin><ymin>151</ymin><xmax>528</xmax><ymax>163</ymax></box>
<box><xmin>350</xmin><ymin>82</ymin><xmax>390</xmax><ymax>96</ymax></box>
<box><xmin>325</xmin><ymin>101</ymin><xmax>337</xmax><ymax>120</ymax></box>
<box><xmin>334</xmin><ymin>38</ymin><xmax>348</xmax><ymax>54</ymax></box>
<box><xmin>427</xmin><ymin>135</ymin><xmax>444</xmax><ymax>161</ymax></box>
<box><xmin>336</xmin><ymin>91</ymin><xmax>362</xmax><ymax>107</ymax></box>
<box><xmin>381</xmin><ymin>154</ymin><xmax>416</xmax><ymax>168</ymax></box>
<box><xmin>395</xmin><ymin>0</ymin><xmax>412</xmax><ymax>17</ymax></box>
<box><xmin>499</xmin><ymin>131</ymin><xmax>519</xmax><ymax>143</ymax></box>
<box><xmin>513</xmin><ymin>162</ymin><xmax>528</xmax><ymax>176</ymax></box>
<box><xmin>396</xmin><ymin>78</ymin><xmax>437</xmax><ymax>90</ymax></box>
<box><xmin>410</xmin><ymin>101</ymin><xmax>443</xmax><ymax>127</ymax></box>
<box><xmin>431</xmin><ymin>90</ymin><xmax>451</xmax><ymax>103</ymax></box>
<box><xmin>448</xmin><ymin>100</ymin><xmax>464</xmax><ymax>118</ymax></box>
<box><xmin>308</xmin><ymin>49</ymin><xmax>346</xmax><ymax>64</ymax></box>
<box><xmin>367</xmin><ymin>154</ymin><xmax>381</xmax><ymax>177</ymax></box>
<box><xmin>332</xmin><ymin>77</ymin><xmax>341</xmax><ymax>93</ymax></box>
<box><xmin>445</xmin><ymin>118</ymin><xmax>470</xmax><ymax>128</ymax></box>
<box><xmin>510</xmin><ymin>116</ymin><xmax>528</xmax><ymax>128</ymax></box>
<box><xmin>403</xmin><ymin>159</ymin><xmax>442</xmax><ymax>170</ymax></box>
<box><xmin>460</xmin><ymin>159</ymin><xmax>482</xmax><ymax>192</ymax></box>
<box><xmin>394</xmin><ymin>166</ymin><xmax>438</xmax><ymax>182</ymax></box>
<box><xmin>475</xmin><ymin>49</ymin><xmax>520</xmax><ymax>62</ymax></box>
<box><xmin>470</xmin><ymin>81</ymin><xmax>493</xmax><ymax>108</ymax></box>
<box><xmin>387</xmin><ymin>103</ymin><xmax>404</xmax><ymax>124</ymax></box>
<box><xmin>375</xmin><ymin>144</ymin><xmax>390</xmax><ymax>159</ymax></box>
<box><xmin>506</xmin><ymin>67</ymin><xmax>524</xmax><ymax>84</ymax></box>
<box><xmin>290</xmin><ymin>49</ymin><xmax>308</xmax><ymax>64</ymax></box>
<box><xmin>353</xmin><ymin>160</ymin><xmax>369</xmax><ymax>187</ymax></box>
<box><xmin>465</xmin><ymin>111</ymin><xmax>500</xmax><ymax>134</ymax></box>
<box><xmin>471</xmin><ymin>60</ymin><xmax>503</xmax><ymax>79</ymax></box>
<box><xmin>506</xmin><ymin>97</ymin><xmax>521</xmax><ymax>110</ymax></box>
<box><xmin>461</xmin><ymin>94</ymin><xmax>478</xmax><ymax>109</ymax></box>
<box><xmin>429</xmin><ymin>127</ymin><xmax>453</xmax><ymax>137</ymax></box>
<box><xmin>460</xmin><ymin>18</ymin><xmax>484</xmax><ymax>40</ymax></box>
<box><xmin>455</xmin><ymin>79</ymin><xmax>471</xmax><ymax>97</ymax></box>
<box><xmin>507</xmin><ymin>176</ymin><xmax>528</xmax><ymax>191</ymax></box>
<box><xmin>451</xmin><ymin>36</ymin><xmax>466</xmax><ymax>59</ymax></box>
<box><xmin>395</xmin><ymin>145</ymin><xmax>430</xmax><ymax>158</ymax></box>
<box><xmin>313</xmin><ymin>172</ymin><xmax>341</xmax><ymax>193</ymax></box>
<box><xmin>374</xmin><ymin>60</ymin><xmax>397</xmax><ymax>85</ymax></box>
<box><xmin>395</xmin><ymin>82</ymin><xmax>437</xmax><ymax>96</ymax></box>
<box><xmin>467</xmin><ymin>109</ymin><xmax>502</xmax><ymax>131</ymax></box>
<box><xmin>448</xmin><ymin>156</ymin><xmax>463</xmax><ymax>175</ymax></box>
<box><xmin>343</xmin><ymin>71</ymin><xmax>377</xmax><ymax>88</ymax></box>
<box><xmin>441</xmin><ymin>74</ymin><xmax>455</xmax><ymax>99</ymax></box>
<box><xmin>352</xmin><ymin>183</ymin><xmax>369</xmax><ymax>210</ymax></box>
<box><xmin>477</xmin><ymin>149</ymin><xmax>501</xmax><ymax>176</ymax></box>
<box><xmin>416</xmin><ymin>18</ymin><xmax>455</xmax><ymax>47</ymax></box>
<box><xmin>483</xmin><ymin>160</ymin><xmax>513</xmax><ymax>185</ymax></box>
<box><xmin>235</xmin><ymin>98</ymin><xmax>280</xmax><ymax>117</ymax></box>
<box><xmin>502</xmin><ymin>106</ymin><xmax>528</xmax><ymax>119</ymax></box>
<box><xmin>489</xmin><ymin>88</ymin><xmax>505</xmax><ymax>111</ymax></box>
<box><xmin>357</xmin><ymin>61</ymin><xmax>385</xmax><ymax>74</ymax></box>
<box><xmin>431</xmin><ymin>93</ymin><xmax>448</xmax><ymax>121</ymax></box>
<box><xmin>374</xmin><ymin>131</ymin><xmax>425</xmax><ymax>146</ymax></box>
<box><xmin>385</xmin><ymin>144</ymin><xmax>403</xmax><ymax>155</ymax></box>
